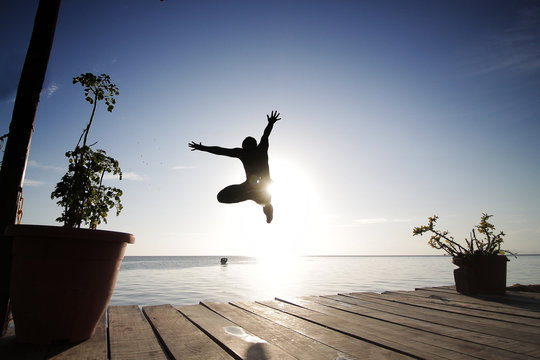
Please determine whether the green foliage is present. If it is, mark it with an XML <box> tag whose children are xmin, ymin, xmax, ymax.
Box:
<box><xmin>51</xmin><ymin>146</ymin><xmax>122</xmax><ymax>229</ymax></box>
<box><xmin>51</xmin><ymin>72</ymin><xmax>123</xmax><ymax>229</ymax></box>
<box><xmin>73</xmin><ymin>73</ymin><xmax>119</xmax><ymax>113</ymax></box>
<box><xmin>413</xmin><ymin>213</ymin><xmax>514</xmax><ymax>257</ymax></box>
<box><xmin>73</xmin><ymin>73</ymin><xmax>120</xmax><ymax>148</ymax></box>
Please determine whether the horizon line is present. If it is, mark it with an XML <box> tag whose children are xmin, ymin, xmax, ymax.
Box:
<box><xmin>123</xmin><ymin>253</ymin><xmax>540</xmax><ymax>257</ymax></box>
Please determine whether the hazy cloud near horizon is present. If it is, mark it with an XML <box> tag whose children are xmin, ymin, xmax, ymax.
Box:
<box><xmin>23</xmin><ymin>179</ymin><xmax>46</xmax><ymax>187</ymax></box>
<box><xmin>172</xmin><ymin>165</ymin><xmax>197</xmax><ymax>170</ymax></box>
<box><xmin>27</xmin><ymin>160</ymin><xmax>63</xmax><ymax>172</ymax></box>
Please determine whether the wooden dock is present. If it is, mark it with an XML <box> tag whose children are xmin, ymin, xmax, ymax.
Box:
<box><xmin>1</xmin><ymin>286</ymin><xmax>540</xmax><ymax>359</ymax></box>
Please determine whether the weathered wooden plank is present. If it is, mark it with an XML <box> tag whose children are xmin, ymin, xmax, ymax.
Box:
<box><xmin>232</xmin><ymin>301</ymin><xmax>411</xmax><ymax>359</ymax></box>
<box><xmin>506</xmin><ymin>290</ymin><xmax>540</xmax><ymax>301</ymax></box>
<box><xmin>142</xmin><ymin>304</ymin><xmax>232</xmax><ymax>360</ymax></box>
<box><xmin>416</xmin><ymin>286</ymin><xmax>455</xmax><ymax>292</ymax></box>
<box><xmin>259</xmin><ymin>298</ymin><xmax>465</xmax><ymax>360</ymax></box>
<box><xmin>414</xmin><ymin>287</ymin><xmax>540</xmax><ymax>310</ymax></box>
<box><xmin>436</xmin><ymin>285</ymin><xmax>457</xmax><ymax>290</ymax></box>
<box><xmin>48</xmin><ymin>313</ymin><xmax>108</xmax><ymax>359</ymax></box>
<box><xmin>349</xmin><ymin>292</ymin><xmax>540</xmax><ymax>343</ymax></box>
<box><xmin>387</xmin><ymin>289</ymin><xmax>540</xmax><ymax>320</ymax></box>
<box><xmin>108</xmin><ymin>305</ymin><xmax>167</xmax><ymax>360</ymax></box>
<box><xmin>416</xmin><ymin>287</ymin><xmax>540</xmax><ymax>308</ymax></box>
<box><xmin>358</xmin><ymin>291</ymin><xmax>540</xmax><ymax>344</ymax></box>
<box><xmin>279</xmin><ymin>296</ymin><xmax>491</xmax><ymax>360</ymax></box>
<box><xmin>330</xmin><ymin>293</ymin><xmax>534</xmax><ymax>355</ymax></box>
<box><xmin>177</xmin><ymin>304</ymin><xmax>297</xmax><ymax>359</ymax></box>
<box><xmin>202</xmin><ymin>301</ymin><xmax>359</xmax><ymax>360</ymax></box>
<box><xmin>315</xmin><ymin>295</ymin><xmax>537</xmax><ymax>359</ymax></box>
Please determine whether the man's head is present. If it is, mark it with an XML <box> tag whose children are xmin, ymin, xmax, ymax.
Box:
<box><xmin>242</xmin><ymin>136</ymin><xmax>257</xmax><ymax>150</ymax></box>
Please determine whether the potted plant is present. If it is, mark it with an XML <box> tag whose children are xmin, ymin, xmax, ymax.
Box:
<box><xmin>6</xmin><ymin>73</ymin><xmax>134</xmax><ymax>344</ymax></box>
<box><xmin>413</xmin><ymin>213</ymin><xmax>513</xmax><ymax>295</ymax></box>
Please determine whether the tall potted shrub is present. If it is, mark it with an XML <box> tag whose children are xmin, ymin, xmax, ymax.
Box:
<box><xmin>6</xmin><ymin>73</ymin><xmax>134</xmax><ymax>344</ymax></box>
<box><xmin>413</xmin><ymin>213</ymin><xmax>513</xmax><ymax>295</ymax></box>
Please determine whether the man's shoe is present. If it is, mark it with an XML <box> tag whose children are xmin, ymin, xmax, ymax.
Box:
<box><xmin>263</xmin><ymin>204</ymin><xmax>273</xmax><ymax>224</ymax></box>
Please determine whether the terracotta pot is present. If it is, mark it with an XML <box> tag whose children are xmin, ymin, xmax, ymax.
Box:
<box><xmin>6</xmin><ymin>224</ymin><xmax>135</xmax><ymax>344</ymax></box>
<box><xmin>452</xmin><ymin>255</ymin><xmax>508</xmax><ymax>295</ymax></box>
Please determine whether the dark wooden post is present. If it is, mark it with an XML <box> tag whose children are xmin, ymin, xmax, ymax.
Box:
<box><xmin>0</xmin><ymin>0</ymin><xmax>61</xmax><ymax>335</ymax></box>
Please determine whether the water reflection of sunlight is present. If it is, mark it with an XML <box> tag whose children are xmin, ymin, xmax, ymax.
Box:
<box><xmin>252</xmin><ymin>254</ymin><xmax>302</xmax><ymax>297</ymax></box>
<box><xmin>256</xmin><ymin>250</ymin><xmax>298</xmax><ymax>265</ymax></box>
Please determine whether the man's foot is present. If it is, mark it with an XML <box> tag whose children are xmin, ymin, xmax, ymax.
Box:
<box><xmin>263</xmin><ymin>204</ymin><xmax>273</xmax><ymax>224</ymax></box>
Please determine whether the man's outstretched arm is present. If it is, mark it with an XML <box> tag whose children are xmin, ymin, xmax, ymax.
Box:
<box><xmin>189</xmin><ymin>141</ymin><xmax>240</xmax><ymax>157</ymax></box>
<box><xmin>260</xmin><ymin>110</ymin><xmax>281</xmax><ymax>149</ymax></box>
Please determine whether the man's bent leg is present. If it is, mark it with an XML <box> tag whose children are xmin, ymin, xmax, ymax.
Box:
<box><xmin>218</xmin><ymin>183</ymin><xmax>273</xmax><ymax>223</ymax></box>
<box><xmin>217</xmin><ymin>184</ymin><xmax>250</xmax><ymax>204</ymax></box>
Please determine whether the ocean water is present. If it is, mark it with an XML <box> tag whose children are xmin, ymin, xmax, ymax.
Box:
<box><xmin>109</xmin><ymin>255</ymin><xmax>540</xmax><ymax>306</ymax></box>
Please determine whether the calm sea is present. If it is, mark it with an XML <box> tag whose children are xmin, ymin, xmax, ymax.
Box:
<box><xmin>109</xmin><ymin>255</ymin><xmax>540</xmax><ymax>306</ymax></box>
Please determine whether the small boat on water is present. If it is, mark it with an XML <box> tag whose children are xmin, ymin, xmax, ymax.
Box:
<box><xmin>220</xmin><ymin>257</ymin><xmax>228</xmax><ymax>265</ymax></box>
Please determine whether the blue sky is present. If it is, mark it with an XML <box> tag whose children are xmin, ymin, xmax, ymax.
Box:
<box><xmin>1</xmin><ymin>0</ymin><xmax>539</xmax><ymax>256</ymax></box>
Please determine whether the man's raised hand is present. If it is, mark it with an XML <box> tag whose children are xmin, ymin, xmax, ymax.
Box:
<box><xmin>189</xmin><ymin>141</ymin><xmax>204</xmax><ymax>151</ymax></box>
<box><xmin>267</xmin><ymin>110</ymin><xmax>281</xmax><ymax>124</ymax></box>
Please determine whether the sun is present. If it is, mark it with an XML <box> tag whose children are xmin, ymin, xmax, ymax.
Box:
<box><xmin>267</xmin><ymin>160</ymin><xmax>315</xmax><ymax>218</ymax></box>
<box><xmin>220</xmin><ymin>157</ymin><xmax>323</xmax><ymax>259</ymax></box>
<box><xmin>251</xmin><ymin>157</ymin><xmax>320</xmax><ymax>259</ymax></box>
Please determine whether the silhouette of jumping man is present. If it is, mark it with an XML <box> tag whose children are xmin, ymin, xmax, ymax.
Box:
<box><xmin>189</xmin><ymin>111</ymin><xmax>281</xmax><ymax>223</ymax></box>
